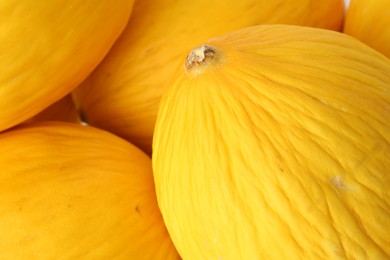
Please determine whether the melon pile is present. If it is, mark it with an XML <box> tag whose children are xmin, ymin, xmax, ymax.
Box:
<box><xmin>0</xmin><ymin>0</ymin><xmax>389</xmax><ymax>259</ymax></box>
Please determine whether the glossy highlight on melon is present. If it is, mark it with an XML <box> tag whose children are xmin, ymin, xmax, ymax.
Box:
<box><xmin>73</xmin><ymin>0</ymin><xmax>345</xmax><ymax>155</ymax></box>
<box><xmin>0</xmin><ymin>0</ymin><xmax>134</xmax><ymax>132</ymax></box>
<box><xmin>0</xmin><ymin>122</ymin><xmax>179</xmax><ymax>259</ymax></box>
<box><xmin>153</xmin><ymin>24</ymin><xmax>390</xmax><ymax>259</ymax></box>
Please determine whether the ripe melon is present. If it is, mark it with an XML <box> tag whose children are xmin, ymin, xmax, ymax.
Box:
<box><xmin>153</xmin><ymin>24</ymin><xmax>390</xmax><ymax>259</ymax></box>
<box><xmin>23</xmin><ymin>94</ymin><xmax>80</xmax><ymax>124</ymax></box>
<box><xmin>343</xmin><ymin>0</ymin><xmax>390</xmax><ymax>58</ymax></box>
<box><xmin>0</xmin><ymin>122</ymin><xmax>180</xmax><ymax>259</ymax></box>
<box><xmin>73</xmin><ymin>0</ymin><xmax>345</xmax><ymax>155</ymax></box>
<box><xmin>0</xmin><ymin>0</ymin><xmax>134</xmax><ymax>132</ymax></box>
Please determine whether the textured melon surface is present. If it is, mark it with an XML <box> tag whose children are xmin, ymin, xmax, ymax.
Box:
<box><xmin>73</xmin><ymin>0</ymin><xmax>345</xmax><ymax>155</ymax></box>
<box><xmin>0</xmin><ymin>0</ymin><xmax>134</xmax><ymax>131</ymax></box>
<box><xmin>344</xmin><ymin>0</ymin><xmax>390</xmax><ymax>58</ymax></box>
<box><xmin>0</xmin><ymin>122</ymin><xmax>179</xmax><ymax>259</ymax></box>
<box><xmin>153</xmin><ymin>25</ymin><xmax>390</xmax><ymax>259</ymax></box>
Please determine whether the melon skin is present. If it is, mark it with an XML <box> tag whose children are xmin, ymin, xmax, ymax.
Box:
<box><xmin>153</xmin><ymin>24</ymin><xmax>390</xmax><ymax>259</ymax></box>
<box><xmin>0</xmin><ymin>0</ymin><xmax>134</xmax><ymax>132</ymax></box>
<box><xmin>73</xmin><ymin>0</ymin><xmax>345</xmax><ymax>155</ymax></box>
<box><xmin>23</xmin><ymin>94</ymin><xmax>80</xmax><ymax>124</ymax></box>
<box><xmin>0</xmin><ymin>122</ymin><xmax>180</xmax><ymax>259</ymax></box>
<box><xmin>343</xmin><ymin>0</ymin><xmax>390</xmax><ymax>58</ymax></box>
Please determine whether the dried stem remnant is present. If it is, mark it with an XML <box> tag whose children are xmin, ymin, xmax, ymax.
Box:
<box><xmin>185</xmin><ymin>45</ymin><xmax>216</xmax><ymax>70</ymax></box>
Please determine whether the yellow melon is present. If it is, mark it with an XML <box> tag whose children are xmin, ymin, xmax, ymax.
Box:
<box><xmin>0</xmin><ymin>122</ymin><xmax>180</xmax><ymax>259</ymax></box>
<box><xmin>0</xmin><ymin>0</ymin><xmax>134</xmax><ymax>132</ymax></box>
<box><xmin>153</xmin><ymin>24</ymin><xmax>390</xmax><ymax>259</ymax></box>
<box><xmin>23</xmin><ymin>94</ymin><xmax>80</xmax><ymax>124</ymax></box>
<box><xmin>343</xmin><ymin>0</ymin><xmax>390</xmax><ymax>58</ymax></box>
<box><xmin>73</xmin><ymin>0</ymin><xmax>345</xmax><ymax>155</ymax></box>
